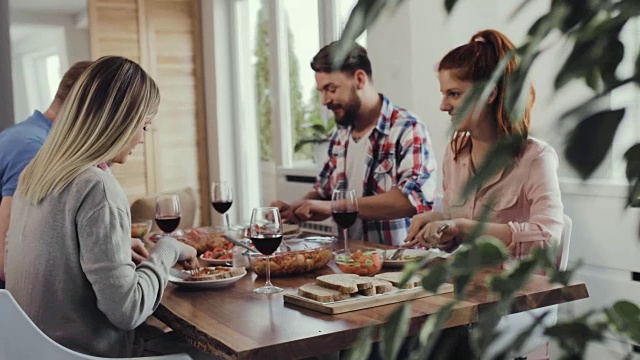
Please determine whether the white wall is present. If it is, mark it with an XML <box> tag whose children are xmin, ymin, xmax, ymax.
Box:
<box><xmin>367</xmin><ymin>0</ymin><xmax>599</xmax><ymax>190</ymax></box>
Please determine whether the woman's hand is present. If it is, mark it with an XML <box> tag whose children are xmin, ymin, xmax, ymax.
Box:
<box><xmin>130</xmin><ymin>237</ymin><xmax>149</xmax><ymax>265</ymax></box>
<box><xmin>403</xmin><ymin>211</ymin><xmax>445</xmax><ymax>247</ymax></box>
<box><xmin>176</xmin><ymin>241</ymin><xmax>199</xmax><ymax>270</ymax></box>
<box><xmin>415</xmin><ymin>220</ymin><xmax>460</xmax><ymax>249</ymax></box>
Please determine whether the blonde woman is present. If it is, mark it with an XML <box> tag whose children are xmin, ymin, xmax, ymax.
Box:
<box><xmin>5</xmin><ymin>56</ymin><xmax>201</xmax><ymax>358</ymax></box>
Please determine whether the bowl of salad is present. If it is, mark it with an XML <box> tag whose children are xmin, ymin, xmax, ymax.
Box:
<box><xmin>333</xmin><ymin>248</ymin><xmax>384</xmax><ymax>276</ymax></box>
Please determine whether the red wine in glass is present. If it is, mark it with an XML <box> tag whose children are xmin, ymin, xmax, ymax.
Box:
<box><xmin>249</xmin><ymin>207</ymin><xmax>284</xmax><ymax>294</ymax></box>
<box><xmin>249</xmin><ymin>234</ymin><xmax>282</xmax><ymax>255</ymax></box>
<box><xmin>332</xmin><ymin>211</ymin><xmax>358</xmax><ymax>229</ymax></box>
<box><xmin>331</xmin><ymin>189</ymin><xmax>358</xmax><ymax>253</ymax></box>
<box><xmin>155</xmin><ymin>194</ymin><xmax>181</xmax><ymax>235</ymax></box>
<box><xmin>212</xmin><ymin>201</ymin><xmax>233</xmax><ymax>214</ymax></box>
<box><xmin>156</xmin><ymin>216</ymin><xmax>181</xmax><ymax>233</ymax></box>
<box><xmin>211</xmin><ymin>181</ymin><xmax>233</xmax><ymax>229</ymax></box>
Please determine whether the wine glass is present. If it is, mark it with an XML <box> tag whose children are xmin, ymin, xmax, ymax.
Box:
<box><xmin>249</xmin><ymin>207</ymin><xmax>283</xmax><ymax>294</ymax></box>
<box><xmin>211</xmin><ymin>181</ymin><xmax>233</xmax><ymax>230</ymax></box>
<box><xmin>331</xmin><ymin>189</ymin><xmax>359</xmax><ymax>253</ymax></box>
<box><xmin>155</xmin><ymin>194</ymin><xmax>181</xmax><ymax>235</ymax></box>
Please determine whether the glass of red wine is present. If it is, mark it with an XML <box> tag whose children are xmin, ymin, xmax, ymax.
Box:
<box><xmin>211</xmin><ymin>181</ymin><xmax>233</xmax><ymax>230</ymax></box>
<box><xmin>155</xmin><ymin>194</ymin><xmax>181</xmax><ymax>235</ymax></box>
<box><xmin>331</xmin><ymin>189</ymin><xmax>358</xmax><ymax>253</ymax></box>
<box><xmin>249</xmin><ymin>207</ymin><xmax>283</xmax><ymax>294</ymax></box>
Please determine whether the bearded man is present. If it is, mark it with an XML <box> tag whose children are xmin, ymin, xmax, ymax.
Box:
<box><xmin>272</xmin><ymin>41</ymin><xmax>437</xmax><ymax>246</ymax></box>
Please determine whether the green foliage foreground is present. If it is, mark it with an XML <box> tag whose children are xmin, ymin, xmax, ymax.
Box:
<box><xmin>334</xmin><ymin>1</ymin><xmax>640</xmax><ymax>359</ymax></box>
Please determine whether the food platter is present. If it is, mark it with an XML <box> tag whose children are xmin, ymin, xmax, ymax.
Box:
<box><xmin>168</xmin><ymin>267</ymin><xmax>247</xmax><ymax>289</ymax></box>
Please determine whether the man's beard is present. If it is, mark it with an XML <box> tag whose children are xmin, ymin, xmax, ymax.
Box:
<box><xmin>329</xmin><ymin>90</ymin><xmax>361</xmax><ymax>127</ymax></box>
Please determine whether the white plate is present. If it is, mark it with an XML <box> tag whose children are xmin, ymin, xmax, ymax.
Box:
<box><xmin>383</xmin><ymin>249</ymin><xmax>447</xmax><ymax>268</ymax></box>
<box><xmin>199</xmin><ymin>254</ymin><xmax>233</xmax><ymax>266</ymax></box>
<box><xmin>283</xmin><ymin>231</ymin><xmax>303</xmax><ymax>241</ymax></box>
<box><xmin>168</xmin><ymin>267</ymin><xmax>247</xmax><ymax>289</ymax></box>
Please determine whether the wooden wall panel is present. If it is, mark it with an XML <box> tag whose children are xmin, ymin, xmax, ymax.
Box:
<box><xmin>145</xmin><ymin>0</ymin><xmax>208</xmax><ymax>226</ymax></box>
<box><xmin>89</xmin><ymin>0</ymin><xmax>148</xmax><ymax>205</ymax></box>
<box><xmin>89</xmin><ymin>0</ymin><xmax>210</xmax><ymax>225</ymax></box>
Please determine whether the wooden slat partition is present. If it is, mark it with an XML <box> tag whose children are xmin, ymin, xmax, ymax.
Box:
<box><xmin>88</xmin><ymin>0</ymin><xmax>210</xmax><ymax>225</ymax></box>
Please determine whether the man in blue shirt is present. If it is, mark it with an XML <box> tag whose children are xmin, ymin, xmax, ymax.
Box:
<box><xmin>0</xmin><ymin>61</ymin><xmax>93</xmax><ymax>286</ymax></box>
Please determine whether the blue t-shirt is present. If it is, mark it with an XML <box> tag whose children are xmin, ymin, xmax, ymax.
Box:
<box><xmin>0</xmin><ymin>111</ymin><xmax>52</xmax><ymax>197</ymax></box>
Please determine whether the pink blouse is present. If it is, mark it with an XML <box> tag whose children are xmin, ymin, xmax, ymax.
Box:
<box><xmin>442</xmin><ymin>138</ymin><xmax>563</xmax><ymax>259</ymax></box>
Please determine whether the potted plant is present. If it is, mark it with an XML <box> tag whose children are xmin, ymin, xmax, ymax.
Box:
<box><xmin>294</xmin><ymin>117</ymin><xmax>336</xmax><ymax>164</ymax></box>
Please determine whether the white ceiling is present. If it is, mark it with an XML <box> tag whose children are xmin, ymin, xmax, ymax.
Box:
<box><xmin>9</xmin><ymin>0</ymin><xmax>86</xmax><ymax>14</ymax></box>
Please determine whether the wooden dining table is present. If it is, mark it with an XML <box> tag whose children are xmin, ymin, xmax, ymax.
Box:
<box><xmin>153</xmin><ymin>239</ymin><xmax>589</xmax><ymax>360</ymax></box>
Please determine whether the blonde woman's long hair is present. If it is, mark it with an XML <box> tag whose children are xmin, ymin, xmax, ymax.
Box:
<box><xmin>18</xmin><ymin>56</ymin><xmax>160</xmax><ymax>204</ymax></box>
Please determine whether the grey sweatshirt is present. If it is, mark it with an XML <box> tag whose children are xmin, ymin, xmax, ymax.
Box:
<box><xmin>5</xmin><ymin>166</ymin><xmax>183</xmax><ymax>357</ymax></box>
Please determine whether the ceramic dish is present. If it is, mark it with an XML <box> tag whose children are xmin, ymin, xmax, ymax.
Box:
<box><xmin>383</xmin><ymin>248</ymin><xmax>447</xmax><ymax>268</ymax></box>
<box><xmin>168</xmin><ymin>267</ymin><xmax>247</xmax><ymax>289</ymax></box>
<box><xmin>199</xmin><ymin>253</ymin><xmax>233</xmax><ymax>266</ymax></box>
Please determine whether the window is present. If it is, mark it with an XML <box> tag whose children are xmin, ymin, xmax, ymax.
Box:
<box><xmin>235</xmin><ymin>0</ymin><xmax>367</xmax><ymax>204</ymax></box>
<box><xmin>45</xmin><ymin>55</ymin><xmax>62</xmax><ymax>105</ymax></box>
<box><xmin>283</xmin><ymin>0</ymin><xmax>320</xmax><ymax>164</ymax></box>
<box><xmin>22</xmin><ymin>51</ymin><xmax>62</xmax><ymax>115</ymax></box>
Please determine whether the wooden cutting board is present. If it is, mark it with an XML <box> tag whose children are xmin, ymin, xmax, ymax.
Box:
<box><xmin>283</xmin><ymin>283</ymin><xmax>454</xmax><ymax>314</ymax></box>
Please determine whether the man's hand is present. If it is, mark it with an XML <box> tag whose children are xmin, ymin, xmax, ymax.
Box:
<box><xmin>292</xmin><ymin>200</ymin><xmax>332</xmax><ymax>222</ymax></box>
<box><xmin>130</xmin><ymin>237</ymin><xmax>149</xmax><ymax>265</ymax></box>
<box><xmin>271</xmin><ymin>200</ymin><xmax>299</xmax><ymax>223</ymax></box>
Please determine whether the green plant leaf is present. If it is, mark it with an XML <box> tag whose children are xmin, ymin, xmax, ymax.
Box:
<box><xmin>606</xmin><ymin>301</ymin><xmax>640</xmax><ymax>345</ymax></box>
<box><xmin>546</xmin><ymin>321</ymin><xmax>605</xmax><ymax>357</ymax></box>
<box><xmin>397</xmin><ymin>257</ymin><xmax>425</xmax><ymax>289</ymax></box>
<box><xmin>625</xmin><ymin>144</ymin><xmax>640</xmax><ymax>207</ymax></box>
<box><xmin>599</xmin><ymin>40</ymin><xmax>625</xmax><ymax>90</ymax></box>
<box><xmin>344</xmin><ymin>324</ymin><xmax>375</xmax><ymax>360</ymax></box>
<box><xmin>421</xmin><ymin>264</ymin><xmax>449</xmax><ymax>293</ymax></box>
<box><xmin>471</xmin><ymin>52</ymin><xmax>515</xmax><ymax>121</ymax></box>
<box><xmin>449</xmin><ymin>81</ymin><xmax>487</xmax><ymax>136</ymax></box>
<box><xmin>409</xmin><ymin>303</ymin><xmax>455</xmax><ymax>360</ymax></box>
<box><xmin>629</xmin><ymin>179</ymin><xmax>640</xmax><ymax>209</ymax></box>
<box><xmin>489</xmin><ymin>250</ymin><xmax>541</xmax><ymax>298</ymax></box>
<box><xmin>444</xmin><ymin>0</ymin><xmax>458</xmax><ymax>14</ymax></box>
<box><xmin>493</xmin><ymin>310</ymin><xmax>551</xmax><ymax>358</ymax></box>
<box><xmin>548</xmin><ymin>259</ymin><xmax>582</xmax><ymax>286</ymax></box>
<box><xmin>380</xmin><ymin>303</ymin><xmax>411</xmax><ymax>360</ymax></box>
<box><xmin>462</xmin><ymin>135</ymin><xmax>521</xmax><ymax>199</ymax></box>
<box><xmin>554</xmin><ymin>39</ymin><xmax>599</xmax><ymax>90</ymax></box>
<box><xmin>335</xmin><ymin>0</ymin><xmax>389</xmax><ymax>67</ymax></box>
<box><xmin>624</xmin><ymin>144</ymin><xmax>640</xmax><ymax>182</ymax></box>
<box><xmin>564</xmin><ymin>109</ymin><xmax>625</xmax><ymax>180</ymax></box>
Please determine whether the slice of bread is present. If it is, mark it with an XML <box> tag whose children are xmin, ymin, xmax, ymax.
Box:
<box><xmin>358</xmin><ymin>277</ymin><xmax>394</xmax><ymax>296</ymax></box>
<box><xmin>283</xmin><ymin>223</ymin><xmax>300</xmax><ymax>235</ymax></box>
<box><xmin>316</xmin><ymin>274</ymin><xmax>373</xmax><ymax>294</ymax></box>
<box><xmin>298</xmin><ymin>283</ymin><xmax>351</xmax><ymax>303</ymax></box>
<box><xmin>374</xmin><ymin>272</ymin><xmax>421</xmax><ymax>289</ymax></box>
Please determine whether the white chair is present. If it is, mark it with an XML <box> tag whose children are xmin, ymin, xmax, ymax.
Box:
<box><xmin>482</xmin><ymin>214</ymin><xmax>572</xmax><ymax>359</ymax></box>
<box><xmin>0</xmin><ymin>289</ymin><xmax>191</xmax><ymax>360</ymax></box>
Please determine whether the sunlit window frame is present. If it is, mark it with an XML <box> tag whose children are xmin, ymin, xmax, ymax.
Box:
<box><xmin>233</xmin><ymin>0</ymin><xmax>344</xmax><ymax>169</ymax></box>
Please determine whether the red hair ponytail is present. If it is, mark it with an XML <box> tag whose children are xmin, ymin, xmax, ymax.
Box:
<box><xmin>439</xmin><ymin>29</ymin><xmax>534</xmax><ymax>158</ymax></box>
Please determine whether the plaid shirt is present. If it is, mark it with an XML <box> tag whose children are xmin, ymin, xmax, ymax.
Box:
<box><xmin>314</xmin><ymin>95</ymin><xmax>437</xmax><ymax>246</ymax></box>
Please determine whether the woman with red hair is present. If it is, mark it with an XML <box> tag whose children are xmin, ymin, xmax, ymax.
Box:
<box><xmin>404</xmin><ymin>29</ymin><xmax>563</xmax><ymax>260</ymax></box>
